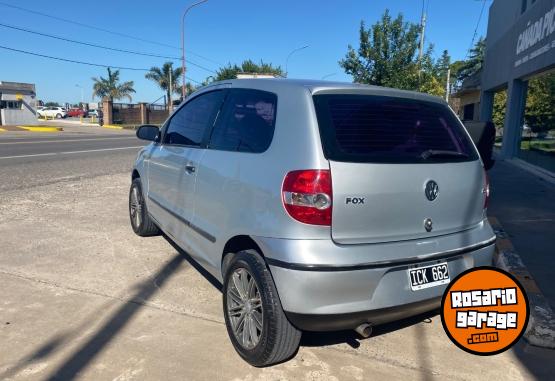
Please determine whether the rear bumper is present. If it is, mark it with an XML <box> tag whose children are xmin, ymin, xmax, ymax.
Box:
<box><xmin>253</xmin><ymin>222</ymin><xmax>495</xmax><ymax>331</ymax></box>
<box><xmin>286</xmin><ymin>297</ymin><xmax>441</xmax><ymax>332</ymax></box>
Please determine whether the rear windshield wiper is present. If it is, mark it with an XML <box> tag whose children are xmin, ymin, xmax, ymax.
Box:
<box><xmin>420</xmin><ymin>150</ymin><xmax>469</xmax><ymax>160</ymax></box>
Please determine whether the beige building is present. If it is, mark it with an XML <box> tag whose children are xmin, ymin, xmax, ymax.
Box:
<box><xmin>451</xmin><ymin>71</ymin><xmax>481</xmax><ymax>121</ymax></box>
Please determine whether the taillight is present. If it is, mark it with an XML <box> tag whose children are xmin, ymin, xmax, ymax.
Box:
<box><xmin>282</xmin><ymin>170</ymin><xmax>332</xmax><ymax>226</ymax></box>
<box><xmin>483</xmin><ymin>170</ymin><xmax>490</xmax><ymax>210</ymax></box>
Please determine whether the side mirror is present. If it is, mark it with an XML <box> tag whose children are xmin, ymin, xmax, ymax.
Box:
<box><xmin>136</xmin><ymin>125</ymin><xmax>160</xmax><ymax>142</ymax></box>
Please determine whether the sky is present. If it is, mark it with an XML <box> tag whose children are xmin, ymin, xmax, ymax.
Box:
<box><xmin>0</xmin><ymin>0</ymin><xmax>491</xmax><ymax>104</ymax></box>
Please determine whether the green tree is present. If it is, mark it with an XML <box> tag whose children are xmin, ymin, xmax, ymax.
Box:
<box><xmin>44</xmin><ymin>102</ymin><xmax>61</xmax><ymax>107</ymax></box>
<box><xmin>456</xmin><ymin>37</ymin><xmax>486</xmax><ymax>83</ymax></box>
<box><xmin>211</xmin><ymin>60</ymin><xmax>284</xmax><ymax>81</ymax></box>
<box><xmin>492</xmin><ymin>89</ymin><xmax>507</xmax><ymax>131</ymax></box>
<box><xmin>339</xmin><ymin>9</ymin><xmax>444</xmax><ymax>96</ymax></box>
<box><xmin>145</xmin><ymin>62</ymin><xmax>183</xmax><ymax>108</ymax></box>
<box><xmin>449</xmin><ymin>60</ymin><xmax>466</xmax><ymax>90</ymax></box>
<box><xmin>525</xmin><ymin>73</ymin><xmax>555</xmax><ymax>136</ymax></box>
<box><xmin>433</xmin><ymin>50</ymin><xmax>452</xmax><ymax>98</ymax></box>
<box><xmin>92</xmin><ymin>68</ymin><xmax>136</xmax><ymax>102</ymax></box>
<box><xmin>435</xmin><ymin>50</ymin><xmax>451</xmax><ymax>79</ymax></box>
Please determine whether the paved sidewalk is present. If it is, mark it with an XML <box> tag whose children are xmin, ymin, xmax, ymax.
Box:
<box><xmin>488</xmin><ymin>159</ymin><xmax>555</xmax><ymax>309</ymax></box>
<box><xmin>1</xmin><ymin>172</ymin><xmax>550</xmax><ymax>380</ymax></box>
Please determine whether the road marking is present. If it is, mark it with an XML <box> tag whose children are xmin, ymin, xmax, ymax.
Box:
<box><xmin>0</xmin><ymin>146</ymin><xmax>143</xmax><ymax>160</ymax></box>
<box><xmin>0</xmin><ymin>137</ymin><xmax>136</xmax><ymax>145</ymax></box>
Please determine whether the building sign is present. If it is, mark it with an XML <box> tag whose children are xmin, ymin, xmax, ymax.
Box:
<box><xmin>515</xmin><ymin>5</ymin><xmax>555</xmax><ymax>67</ymax></box>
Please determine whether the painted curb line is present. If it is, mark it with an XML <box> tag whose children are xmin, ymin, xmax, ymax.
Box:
<box><xmin>102</xmin><ymin>125</ymin><xmax>124</xmax><ymax>130</ymax></box>
<box><xmin>489</xmin><ymin>216</ymin><xmax>555</xmax><ymax>349</ymax></box>
<box><xmin>17</xmin><ymin>126</ymin><xmax>64</xmax><ymax>132</ymax></box>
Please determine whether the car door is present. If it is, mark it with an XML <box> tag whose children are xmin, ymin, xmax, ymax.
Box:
<box><xmin>146</xmin><ymin>90</ymin><xmax>227</xmax><ymax>251</ymax></box>
<box><xmin>191</xmin><ymin>88</ymin><xmax>278</xmax><ymax>271</ymax></box>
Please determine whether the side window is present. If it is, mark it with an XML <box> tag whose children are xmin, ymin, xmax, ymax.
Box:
<box><xmin>208</xmin><ymin>89</ymin><xmax>277</xmax><ymax>153</ymax></box>
<box><xmin>164</xmin><ymin>90</ymin><xmax>225</xmax><ymax>146</ymax></box>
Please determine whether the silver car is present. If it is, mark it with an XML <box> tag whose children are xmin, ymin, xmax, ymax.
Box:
<box><xmin>130</xmin><ymin>79</ymin><xmax>495</xmax><ymax>366</ymax></box>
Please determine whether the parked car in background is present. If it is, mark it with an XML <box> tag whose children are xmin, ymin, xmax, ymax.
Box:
<box><xmin>38</xmin><ymin>106</ymin><xmax>67</xmax><ymax>119</ymax></box>
<box><xmin>87</xmin><ymin>109</ymin><xmax>99</xmax><ymax>117</ymax></box>
<box><xmin>130</xmin><ymin>79</ymin><xmax>496</xmax><ymax>366</ymax></box>
<box><xmin>67</xmin><ymin>108</ymin><xmax>87</xmax><ymax>117</ymax></box>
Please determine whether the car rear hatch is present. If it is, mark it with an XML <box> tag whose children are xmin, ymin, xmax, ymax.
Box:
<box><xmin>313</xmin><ymin>93</ymin><xmax>485</xmax><ymax>245</ymax></box>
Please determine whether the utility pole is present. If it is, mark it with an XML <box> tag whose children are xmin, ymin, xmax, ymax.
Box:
<box><xmin>418</xmin><ymin>0</ymin><xmax>427</xmax><ymax>76</ymax></box>
<box><xmin>445</xmin><ymin>68</ymin><xmax>451</xmax><ymax>102</ymax></box>
<box><xmin>182</xmin><ymin>0</ymin><xmax>208</xmax><ymax>99</ymax></box>
<box><xmin>75</xmin><ymin>84</ymin><xmax>84</xmax><ymax>105</ymax></box>
<box><xmin>169</xmin><ymin>63</ymin><xmax>173</xmax><ymax>112</ymax></box>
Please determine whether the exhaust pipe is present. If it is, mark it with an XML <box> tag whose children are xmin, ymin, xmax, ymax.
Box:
<box><xmin>354</xmin><ymin>323</ymin><xmax>372</xmax><ymax>338</ymax></box>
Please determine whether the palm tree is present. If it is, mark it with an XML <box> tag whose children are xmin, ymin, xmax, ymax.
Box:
<box><xmin>145</xmin><ymin>62</ymin><xmax>183</xmax><ymax>108</ymax></box>
<box><xmin>92</xmin><ymin>68</ymin><xmax>136</xmax><ymax>102</ymax></box>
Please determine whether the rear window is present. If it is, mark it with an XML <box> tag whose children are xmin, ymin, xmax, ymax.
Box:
<box><xmin>313</xmin><ymin>94</ymin><xmax>478</xmax><ymax>163</ymax></box>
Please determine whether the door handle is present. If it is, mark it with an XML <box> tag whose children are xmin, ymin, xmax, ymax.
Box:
<box><xmin>185</xmin><ymin>164</ymin><xmax>196</xmax><ymax>174</ymax></box>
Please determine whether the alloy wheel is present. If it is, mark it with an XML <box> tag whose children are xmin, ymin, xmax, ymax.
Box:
<box><xmin>129</xmin><ymin>186</ymin><xmax>142</xmax><ymax>228</ymax></box>
<box><xmin>226</xmin><ymin>268</ymin><xmax>264</xmax><ymax>349</ymax></box>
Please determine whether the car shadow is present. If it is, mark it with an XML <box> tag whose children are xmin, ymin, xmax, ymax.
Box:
<box><xmin>162</xmin><ymin>234</ymin><xmax>223</xmax><ymax>292</ymax></box>
<box><xmin>300</xmin><ymin>309</ymin><xmax>439</xmax><ymax>349</ymax></box>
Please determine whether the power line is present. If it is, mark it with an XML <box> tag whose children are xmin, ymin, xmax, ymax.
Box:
<box><xmin>0</xmin><ymin>44</ymin><xmax>202</xmax><ymax>84</ymax></box>
<box><xmin>0</xmin><ymin>22</ymin><xmax>217</xmax><ymax>73</ymax></box>
<box><xmin>0</xmin><ymin>1</ymin><xmax>223</xmax><ymax>66</ymax></box>
<box><xmin>466</xmin><ymin>0</ymin><xmax>487</xmax><ymax>58</ymax></box>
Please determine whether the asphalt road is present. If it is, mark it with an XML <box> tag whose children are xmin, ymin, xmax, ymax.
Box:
<box><xmin>0</xmin><ymin>132</ymin><xmax>144</xmax><ymax>192</ymax></box>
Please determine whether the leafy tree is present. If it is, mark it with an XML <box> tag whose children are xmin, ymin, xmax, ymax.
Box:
<box><xmin>145</xmin><ymin>62</ymin><xmax>183</xmax><ymax>108</ymax></box>
<box><xmin>433</xmin><ymin>50</ymin><xmax>452</xmax><ymax>98</ymax></box>
<box><xmin>211</xmin><ymin>60</ymin><xmax>284</xmax><ymax>81</ymax></box>
<box><xmin>339</xmin><ymin>10</ymin><xmax>444</xmax><ymax>96</ymax></box>
<box><xmin>491</xmin><ymin>74</ymin><xmax>555</xmax><ymax>138</ymax></box>
<box><xmin>456</xmin><ymin>37</ymin><xmax>486</xmax><ymax>83</ymax></box>
<box><xmin>44</xmin><ymin>102</ymin><xmax>61</xmax><ymax>107</ymax></box>
<box><xmin>449</xmin><ymin>60</ymin><xmax>466</xmax><ymax>90</ymax></box>
<box><xmin>492</xmin><ymin>89</ymin><xmax>507</xmax><ymax>132</ymax></box>
<box><xmin>92</xmin><ymin>68</ymin><xmax>136</xmax><ymax>102</ymax></box>
<box><xmin>185</xmin><ymin>82</ymin><xmax>197</xmax><ymax>95</ymax></box>
<box><xmin>525</xmin><ymin>73</ymin><xmax>555</xmax><ymax>136</ymax></box>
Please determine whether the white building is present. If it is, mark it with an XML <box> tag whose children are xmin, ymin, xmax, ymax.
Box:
<box><xmin>0</xmin><ymin>81</ymin><xmax>37</xmax><ymax>126</ymax></box>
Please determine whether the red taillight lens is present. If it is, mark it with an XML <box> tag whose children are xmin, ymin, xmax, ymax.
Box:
<box><xmin>282</xmin><ymin>170</ymin><xmax>332</xmax><ymax>226</ymax></box>
<box><xmin>483</xmin><ymin>171</ymin><xmax>490</xmax><ymax>210</ymax></box>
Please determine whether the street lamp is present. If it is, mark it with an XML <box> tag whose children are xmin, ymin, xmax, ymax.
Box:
<box><xmin>321</xmin><ymin>72</ymin><xmax>337</xmax><ymax>80</ymax></box>
<box><xmin>182</xmin><ymin>0</ymin><xmax>208</xmax><ymax>99</ymax></box>
<box><xmin>75</xmin><ymin>84</ymin><xmax>84</xmax><ymax>105</ymax></box>
<box><xmin>285</xmin><ymin>45</ymin><xmax>309</xmax><ymax>77</ymax></box>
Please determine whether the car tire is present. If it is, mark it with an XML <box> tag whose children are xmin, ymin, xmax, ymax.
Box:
<box><xmin>223</xmin><ymin>250</ymin><xmax>301</xmax><ymax>367</ymax></box>
<box><xmin>129</xmin><ymin>178</ymin><xmax>160</xmax><ymax>237</ymax></box>
<box><xmin>55</xmin><ymin>113</ymin><xmax>62</xmax><ymax>119</ymax></box>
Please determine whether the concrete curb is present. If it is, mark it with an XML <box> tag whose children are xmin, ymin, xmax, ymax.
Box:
<box><xmin>0</xmin><ymin>128</ymin><xmax>6</xmax><ymax>132</ymax></box>
<box><xmin>489</xmin><ymin>216</ymin><xmax>555</xmax><ymax>349</ymax></box>
<box><xmin>17</xmin><ymin>126</ymin><xmax>63</xmax><ymax>132</ymax></box>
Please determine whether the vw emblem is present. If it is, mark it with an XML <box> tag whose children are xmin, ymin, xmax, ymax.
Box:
<box><xmin>425</xmin><ymin>180</ymin><xmax>439</xmax><ymax>201</ymax></box>
<box><xmin>424</xmin><ymin>218</ymin><xmax>433</xmax><ymax>232</ymax></box>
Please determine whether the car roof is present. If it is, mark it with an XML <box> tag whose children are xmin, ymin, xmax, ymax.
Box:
<box><xmin>199</xmin><ymin>78</ymin><xmax>445</xmax><ymax>105</ymax></box>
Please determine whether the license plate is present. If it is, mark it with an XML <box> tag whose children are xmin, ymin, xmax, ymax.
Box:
<box><xmin>408</xmin><ymin>262</ymin><xmax>450</xmax><ymax>291</ymax></box>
